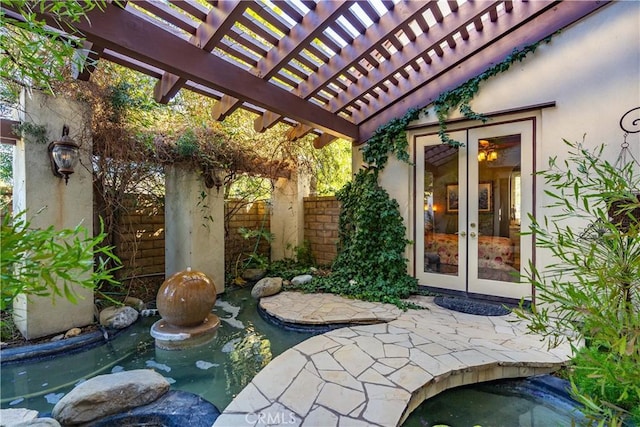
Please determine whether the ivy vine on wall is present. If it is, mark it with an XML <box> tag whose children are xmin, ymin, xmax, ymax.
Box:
<box><xmin>367</xmin><ymin>34</ymin><xmax>555</xmax><ymax>150</ymax></box>
<box><xmin>299</xmin><ymin>35</ymin><xmax>555</xmax><ymax>307</ymax></box>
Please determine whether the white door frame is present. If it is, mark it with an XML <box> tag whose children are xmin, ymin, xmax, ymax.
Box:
<box><xmin>413</xmin><ymin>117</ymin><xmax>537</xmax><ymax>301</ymax></box>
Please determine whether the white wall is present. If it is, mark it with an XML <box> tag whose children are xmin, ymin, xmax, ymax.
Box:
<box><xmin>359</xmin><ymin>2</ymin><xmax>640</xmax><ymax>282</ymax></box>
<box><xmin>13</xmin><ymin>90</ymin><xmax>95</xmax><ymax>339</ymax></box>
<box><xmin>165</xmin><ymin>165</ymin><xmax>225</xmax><ymax>293</ymax></box>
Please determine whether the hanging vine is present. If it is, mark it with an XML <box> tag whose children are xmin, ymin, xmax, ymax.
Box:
<box><xmin>360</xmin><ymin>34</ymin><xmax>556</xmax><ymax>151</ymax></box>
<box><xmin>297</xmin><ymin>35</ymin><xmax>557</xmax><ymax>307</ymax></box>
<box><xmin>434</xmin><ymin>34</ymin><xmax>555</xmax><ymax>146</ymax></box>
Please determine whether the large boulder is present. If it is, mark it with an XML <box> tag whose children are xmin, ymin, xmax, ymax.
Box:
<box><xmin>99</xmin><ymin>306</ymin><xmax>139</xmax><ymax>329</ymax></box>
<box><xmin>12</xmin><ymin>418</ymin><xmax>61</xmax><ymax>427</ymax></box>
<box><xmin>251</xmin><ymin>277</ymin><xmax>283</xmax><ymax>299</ymax></box>
<box><xmin>51</xmin><ymin>369</ymin><xmax>170</xmax><ymax>425</ymax></box>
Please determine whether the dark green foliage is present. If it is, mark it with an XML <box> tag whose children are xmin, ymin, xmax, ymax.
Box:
<box><xmin>175</xmin><ymin>129</ymin><xmax>199</xmax><ymax>157</ymax></box>
<box><xmin>107</xmin><ymin>81</ymin><xmax>157</xmax><ymax>123</ymax></box>
<box><xmin>298</xmin><ymin>167</ymin><xmax>417</xmax><ymax>309</ymax></box>
<box><xmin>363</xmin><ymin>108</ymin><xmax>421</xmax><ymax>170</ymax></box>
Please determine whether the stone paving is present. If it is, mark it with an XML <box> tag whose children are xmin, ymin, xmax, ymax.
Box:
<box><xmin>214</xmin><ymin>292</ymin><xmax>573</xmax><ymax>427</ymax></box>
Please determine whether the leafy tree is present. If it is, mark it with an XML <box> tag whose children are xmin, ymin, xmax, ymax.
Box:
<box><xmin>1</xmin><ymin>1</ymin><xmax>106</xmax><ymax>101</ymax></box>
<box><xmin>0</xmin><ymin>144</ymin><xmax>12</xmax><ymax>185</ymax></box>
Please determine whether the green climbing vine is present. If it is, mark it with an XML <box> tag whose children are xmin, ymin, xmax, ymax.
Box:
<box><xmin>12</xmin><ymin>122</ymin><xmax>48</xmax><ymax>145</ymax></box>
<box><xmin>291</xmin><ymin>35</ymin><xmax>557</xmax><ymax>308</ymax></box>
<box><xmin>360</xmin><ymin>34</ymin><xmax>555</xmax><ymax>151</ymax></box>
<box><xmin>362</xmin><ymin>108</ymin><xmax>421</xmax><ymax>170</ymax></box>
<box><xmin>294</xmin><ymin>114</ymin><xmax>420</xmax><ymax>308</ymax></box>
<box><xmin>434</xmin><ymin>34</ymin><xmax>554</xmax><ymax>146</ymax></box>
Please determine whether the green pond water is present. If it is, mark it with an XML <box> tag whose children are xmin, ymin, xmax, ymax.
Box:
<box><xmin>1</xmin><ymin>287</ymin><xmax>315</xmax><ymax>414</ymax></box>
<box><xmin>1</xmin><ymin>287</ymin><xmax>584</xmax><ymax>426</ymax></box>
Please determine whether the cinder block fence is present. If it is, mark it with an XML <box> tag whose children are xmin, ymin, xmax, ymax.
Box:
<box><xmin>115</xmin><ymin>195</ymin><xmax>341</xmax><ymax>279</ymax></box>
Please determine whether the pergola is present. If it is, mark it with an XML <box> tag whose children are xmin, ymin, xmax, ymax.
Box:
<box><xmin>4</xmin><ymin>0</ymin><xmax>608</xmax><ymax>147</ymax></box>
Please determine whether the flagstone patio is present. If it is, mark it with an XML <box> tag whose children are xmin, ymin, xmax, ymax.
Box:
<box><xmin>214</xmin><ymin>292</ymin><xmax>573</xmax><ymax>427</ymax></box>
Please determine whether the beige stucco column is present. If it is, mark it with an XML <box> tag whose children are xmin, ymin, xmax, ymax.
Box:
<box><xmin>164</xmin><ymin>165</ymin><xmax>225</xmax><ymax>293</ymax></box>
<box><xmin>12</xmin><ymin>90</ymin><xmax>94</xmax><ymax>339</ymax></box>
<box><xmin>270</xmin><ymin>170</ymin><xmax>311</xmax><ymax>261</ymax></box>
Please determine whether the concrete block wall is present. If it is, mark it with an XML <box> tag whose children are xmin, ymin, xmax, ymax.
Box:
<box><xmin>225</xmin><ymin>200</ymin><xmax>271</xmax><ymax>273</ymax></box>
<box><xmin>303</xmin><ymin>196</ymin><xmax>340</xmax><ymax>266</ymax></box>
<box><xmin>117</xmin><ymin>195</ymin><xmax>165</xmax><ymax>277</ymax></box>
<box><xmin>115</xmin><ymin>196</ymin><xmax>339</xmax><ymax>277</ymax></box>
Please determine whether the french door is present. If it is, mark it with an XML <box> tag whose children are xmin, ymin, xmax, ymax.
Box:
<box><xmin>415</xmin><ymin>121</ymin><xmax>534</xmax><ymax>300</ymax></box>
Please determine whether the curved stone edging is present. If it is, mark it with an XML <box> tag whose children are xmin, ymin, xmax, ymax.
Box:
<box><xmin>0</xmin><ymin>328</ymin><xmax>119</xmax><ymax>365</ymax></box>
<box><xmin>216</xmin><ymin>294</ymin><xmax>574</xmax><ymax>427</ymax></box>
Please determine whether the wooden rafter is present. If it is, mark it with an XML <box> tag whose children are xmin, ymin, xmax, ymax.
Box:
<box><xmin>217</xmin><ymin>1</ymin><xmax>354</xmax><ymax>129</ymax></box>
<box><xmin>61</xmin><ymin>4</ymin><xmax>359</xmax><ymax>140</ymax></box>
<box><xmin>358</xmin><ymin>0</ymin><xmax>610</xmax><ymax>142</ymax></box>
<box><xmin>254</xmin><ymin>1</ymin><xmax>433</xmax><ymax>132</ymax></box>
<box><xmin>154</xmin><ymin>1</ymin><xmax>246</xmax><ymax>104</ymax></box>
<box><xmin>331</xmin><ymin>1</ymin><xmax>504</xmax><ymax>119</ymax></box>
<box><xmin>4</xmin><ymin>0</ymin><xmax>612</xmax><ymax>147</ymax></box>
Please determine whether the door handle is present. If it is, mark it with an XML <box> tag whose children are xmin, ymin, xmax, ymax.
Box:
<box><xmin>458</xmin><ymin>231</ymin><xmax>467</xmax><ymax>237</ymax></box>
<box><xmin>470</xmin><ymin>232</ymin><xmax>477</xmax><ymax>238</ymax></box>
<box><xmin>470</xmin><ymin>223</ymin><xmax>476</xmax><ymax>228</ymax></box>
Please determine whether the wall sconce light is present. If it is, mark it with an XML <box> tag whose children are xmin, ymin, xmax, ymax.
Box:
<box><xmin>48</xmin><ymin>125</ymin><xmax>79</xmax><ymax>185</ymax></box>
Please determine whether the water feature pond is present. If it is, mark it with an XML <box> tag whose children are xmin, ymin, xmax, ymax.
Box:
<box><xmin>1</xmin><ymin>287</ymin><xmax>584</xmax><ymax>426</ymax></box>
<box><xmin>1</xmin><ymin>287</ymin><xmax>315</xmax><ymax>414</ymax></box>
<box><xmin>403</xmin><ymin>375</ymin><xmax>585</xmax><ymax>427</ymax></box>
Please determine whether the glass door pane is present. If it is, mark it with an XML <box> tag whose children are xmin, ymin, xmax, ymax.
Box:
<box><xmin>423</xmin><ymin>144</ymin><xmax>460</xmax><ymax>276</ymax></box>
<box><xmin>415</xmin><ymin>131</ymin><xmax>466</xmax><ymax>293</ymax></box>
<box><xmin>474</xmin><ymin>135</ymin><xmax>522</xmax><ymax>283</ymax></box>
<box><xmin>468</xmin><ymin>121</ymin><xmax>534</xmax><ymax>301</ymax></box>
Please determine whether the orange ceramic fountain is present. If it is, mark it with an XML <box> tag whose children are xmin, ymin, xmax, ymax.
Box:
<box><xmin>150</xmin><ymin>268</ymin><xmax>220</xmax><ymax>350</ymax></box>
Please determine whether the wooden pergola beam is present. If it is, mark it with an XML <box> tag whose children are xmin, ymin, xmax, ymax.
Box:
<box><xmin>238</xmin><ymin>1</ymin><xmax>353</xmax><ymax>136</ymax></box>
<box><xmin>254</xmin><ymin>111</ymin><xmax>282</xmax><ymax>132</ymax></box>
<box><xmin>154</xmin><ymin>0</ymin><xmax>246</xmax><ymax>104</ymax></box>
<box><xmin>212</xmin><ymin>96</ymin><xmax>240</xmax><ymax>121</ymax></box>
<box><xmin>62</xmin><ymin>4</ymin><xmax>358</xmax><ymax>140</ymax></box>
<box><xmin>258</xmin><ymin>1</ymin><xmax>354</xmax><ymax>81</ymax></box>
<box><xmin>252</xmin><ymin>1</ymin><xmax>432</xmax><ymax>135</ymax></box>
<box><xmin>313</xmin><ymin>133</ymin><xmax>338</xmax><ymax>149</ymax></box>
<box><xmin>0</xmin><ymin>119</ymin><xmax>20</xmax><ymax>145</ymax></box>
<box><xmin>286</xmin><ymin>124</ymin><xmax>313</xmax><ymax>141</ymax></box>
<box><xmin>358</xmin><ymin>0</ymin><xmax>610</xmax><ymax>143</ymax></box>
<box><xmin>330</xmin><ymin>1</ymin><xmax>504</xmax><ymax>116</ymax></box>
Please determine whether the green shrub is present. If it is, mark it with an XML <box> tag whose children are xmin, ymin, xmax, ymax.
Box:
<box><xmin>514</xmin><ymin>139</ymin><xmax>639</xmax><ymax>425</ymax></box>
<box><xmin>1</xmin><ymin>211</ymin><xmax>121</xmax><ymax>312</ymax></box>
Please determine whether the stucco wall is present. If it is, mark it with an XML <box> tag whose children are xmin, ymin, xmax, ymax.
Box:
<box><xmin>357</xmin><ymin>2</ymin><xmax>640</xmax><ymax>286</ymax></box>
<box><xmin>13</xmin><ymin>90</ymin><xmax>95</xmax><ymax>339</ymax></box>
